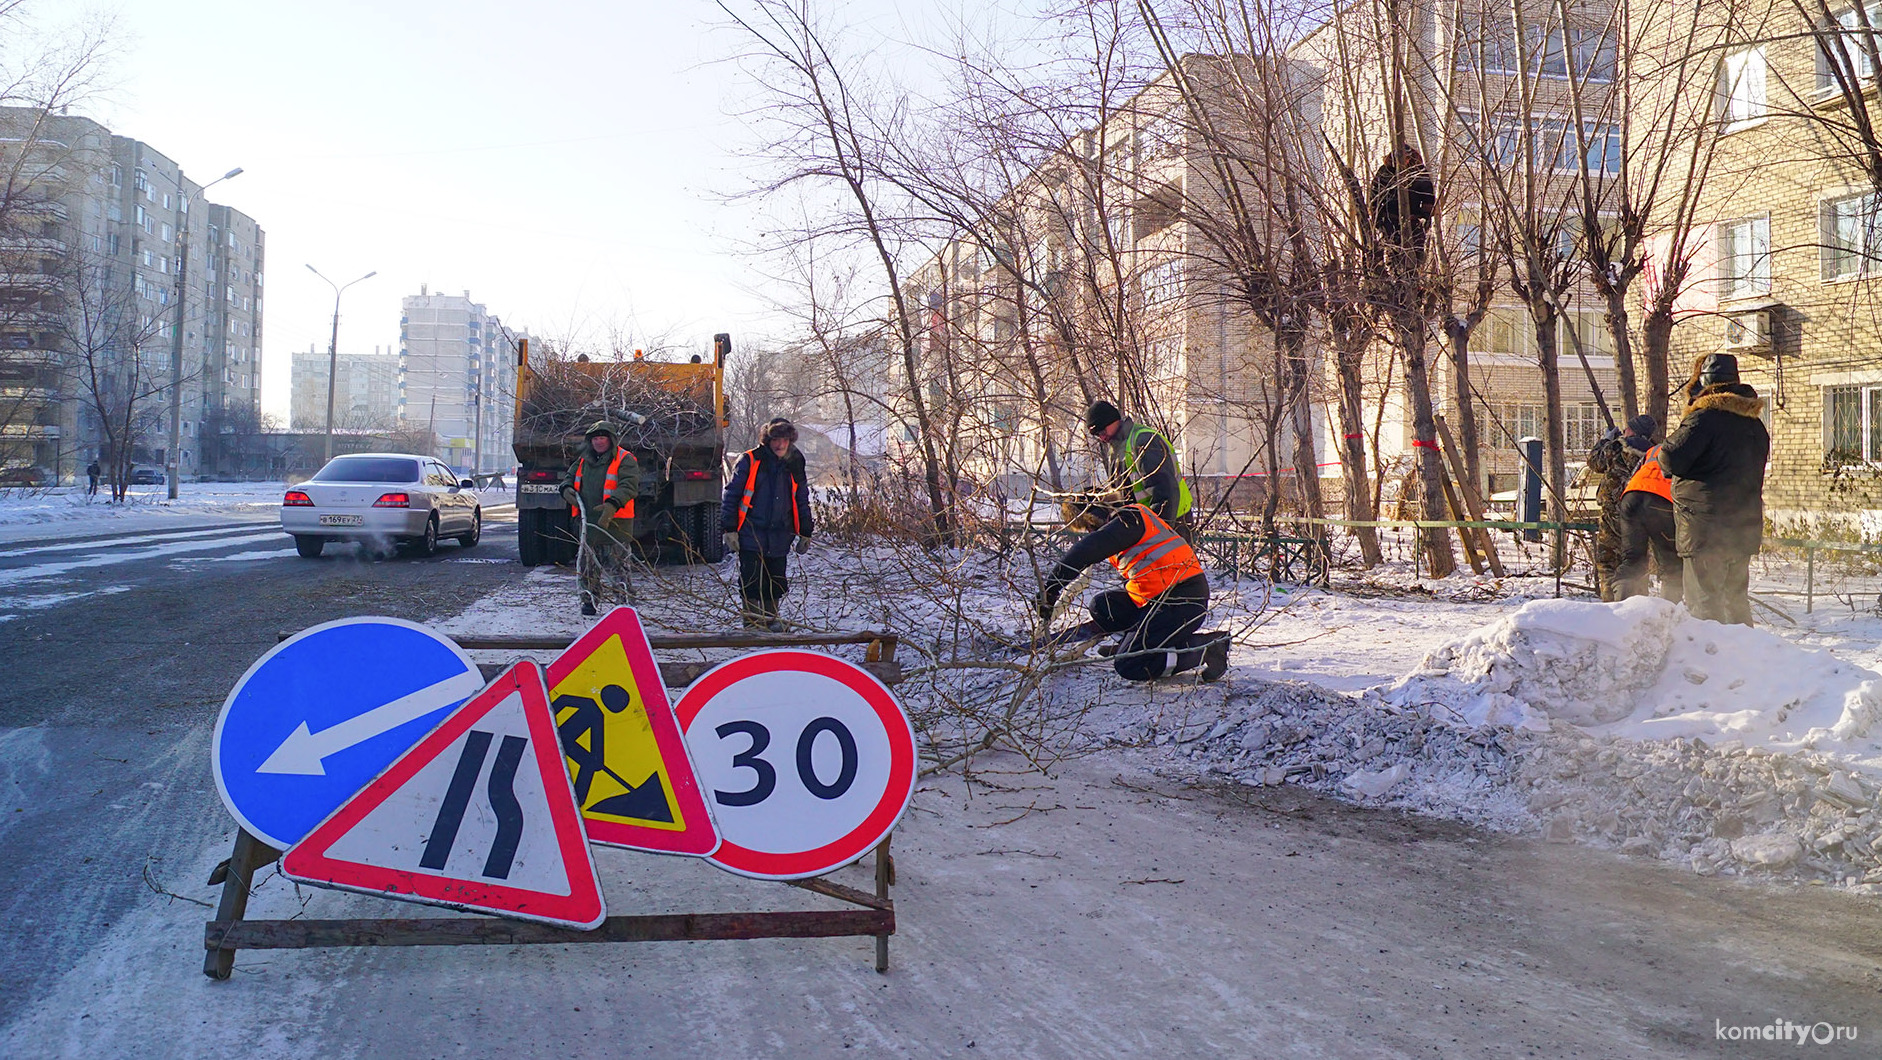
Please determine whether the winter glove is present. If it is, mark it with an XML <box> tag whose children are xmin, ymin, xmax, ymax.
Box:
<box><xmin>794</xmin><ymin>535</ymin><xmax>811</xmax><ymax>555</ymax></box>
<box><xmin>560</xmin><ymin>487</ymin><xmax>579</xmax><ymax>507</ymax></box>
<box><xmin>722</xmin><ymin>530</ymin><xmax>739</xmax><ymax>553</ymax></box>
<box><xmin>599</xmin><ymin>499</ymin><xmax>619</xmax><ymax>518</ymax></box>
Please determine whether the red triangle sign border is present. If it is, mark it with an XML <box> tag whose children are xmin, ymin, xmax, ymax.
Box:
<box><xmin>546</xmin><ymin>606</ymin><xmax>720</xmax><ymax>857</ymax></box>
<box><xmin>282</xmin><ymin>661</ymin><xmax>607</xmax><ymax>930</ymax></box>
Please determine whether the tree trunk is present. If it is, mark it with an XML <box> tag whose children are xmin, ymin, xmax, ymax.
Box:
<box><xmin>1605</xmin><ymin>289</ymin><xmax>1640</xmax><ymax>424</ymax></box>
<box><xmin>1398</xmin><ymin>311</ymin><xmax>1455</xmax><ymax>578</ymax></box>
<box><xmin>1282</xmin><ymin>330</ymin><xmax>1327</xmax><ymax>560</ymax></box>
<box><xmin>1443</xmin><ymin>318</ymin><xmax>1485</xmax><ymax>496</ymax></box>
<box><xmin>1535</xmin><ymin>311</ymin><xmax>1569</xmax><ymax>570</ymax></box>
<box><xmin>1640</xmin><ymin>308</ymin><xmax>1675</xmax><ymax>437</ymax></box>
<box><xmin>1334</xmin><ymin>341</ymin><xmax>1383</xmax><ymax>566</ymax></box>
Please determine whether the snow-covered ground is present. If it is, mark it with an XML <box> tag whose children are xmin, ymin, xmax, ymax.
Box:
<box><xmin>435</xmin><ymin>530</ymin><xmax>1882</xmax><ymax>896</ymax></box>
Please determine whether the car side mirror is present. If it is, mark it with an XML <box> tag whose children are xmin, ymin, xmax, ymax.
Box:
<box><xmin>459</xmin><ymin>479</ymin><xmax>475</xmax><ymax>490</ymax></box>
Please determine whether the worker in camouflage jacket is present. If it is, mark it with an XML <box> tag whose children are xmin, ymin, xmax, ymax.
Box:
<box><xmin>1585</xmin><ymin>415</ymin><xmax>1652</xmax><ymax>601</ymax></box>
<box><xmin>560</xmin><ymin>420</ymin><xmax>640</xmax><ymax>616</ymax></box>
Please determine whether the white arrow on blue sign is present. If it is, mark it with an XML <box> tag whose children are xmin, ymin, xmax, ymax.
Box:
<box><xmin>213</xmin><ymin>617</ymin><xmax>485</xmax><ymax>850</ymax></box>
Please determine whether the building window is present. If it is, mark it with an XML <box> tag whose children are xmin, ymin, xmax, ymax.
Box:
<box><xmin>1822</xmin><ymin>5</ymin><xmax>1882</xmax><ymax>87</ymax></box>
<box><xmin>1719</xmin><ymin>217</ymin><xmax>1771</xmax><ymax>299</ymax></box>
<box><xmin>1823</xmin><ymin>384</ymin><xmax>1882</xmax><ymax>462</ymax></box>
<box><xmin>1719</xmin><ymin>48</ymin><xmax>1767</xmax><ymax>128</ymax></box>
<box><xmin>1821</xmin><ymin>191</ymin><xmax>1882</xmax><ymax>280</ymax></box>
<box><xmin>1489</xmin><ymin>401</ymin><xmax>1605</xmax><ymax>453</ymax></box>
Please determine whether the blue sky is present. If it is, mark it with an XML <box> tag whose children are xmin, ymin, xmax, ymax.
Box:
<box><xmin>71</xmin><ymin>0</ymin><xmax>857</xmax><ymax>419</ymax></box>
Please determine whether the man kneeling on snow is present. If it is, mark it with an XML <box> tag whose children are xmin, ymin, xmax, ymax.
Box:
<box><xmin>1034</xmin><ymin>497</ymin><xmax>1230</xmax><ymax>682</ymax></box>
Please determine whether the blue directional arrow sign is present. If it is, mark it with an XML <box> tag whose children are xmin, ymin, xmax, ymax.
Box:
<box><xmin>213</xmin><ymin>617</ymin><xmax>486</xmax><ymax>850</ymax></box>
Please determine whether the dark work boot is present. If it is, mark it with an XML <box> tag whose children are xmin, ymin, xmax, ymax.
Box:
<box><xmin>580</xmin><ymin>591</ymin><xmax>597</xmax><ymax>618</ymax></box>
<box><xmin>1200</xmin><ymin>633</ymin><xmax>1231</xmax><ymax>683</ymax></box>
<box><xmin>764</xmin><ymin>600</ymin><xmax>786</xmax><ymax>633</ymax></box>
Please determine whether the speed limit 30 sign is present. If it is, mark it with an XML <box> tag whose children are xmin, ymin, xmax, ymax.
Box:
<box><xmin>675</xmin><ymin>650</ymin><xmax>916</xmax><ymax>880</ymax></box>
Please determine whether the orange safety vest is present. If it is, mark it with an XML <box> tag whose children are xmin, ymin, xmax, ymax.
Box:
<box><xmin>1109</xmin><ymin>504</ymin><xmax>1204</xmax><ymax>606</ymax></box>
<box><xmin>1624</xmin><ymin>444</ymin><xmax>1674</xmax><ymax>502</ymax></box>
<box><xmin>572</xmin><ymin>449</ymin><xmax>635</xmax><ymax>520</ymax></box>
<box><xmin>733</xmin><ymin>448</ymin><xmax>801</xmax><ymax>533</ymax></box>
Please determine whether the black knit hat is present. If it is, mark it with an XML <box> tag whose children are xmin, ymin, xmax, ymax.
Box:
<box><xmin>1086</xmin><ymin>400</ymin><xmax>1121</xmax><ymax>434</ymax></box>
<box><xmin>1626</xmin><ymin>414</ymin><xmax>1656</xmax><ymax>438</ymax></box>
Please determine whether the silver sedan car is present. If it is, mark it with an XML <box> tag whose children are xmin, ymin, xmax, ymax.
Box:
<box><xmin>280</xmin><ymin>452</ymin><xmax>483</xmax><ymax>558</ymax></box>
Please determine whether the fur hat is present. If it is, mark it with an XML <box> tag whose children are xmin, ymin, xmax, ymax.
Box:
<box><xmin>1699</xmin><ymin>353</ymin><xmax>1740</xmax><ymax>388</ymax></box>
<box><xmin>763</xmin><ymin>418</ymin><xmax>798</xmax><ymax>444</ymax></box>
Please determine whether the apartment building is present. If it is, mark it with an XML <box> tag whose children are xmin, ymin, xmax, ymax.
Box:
<box><xmin>1291</xmin><ymin>0</ymin><xmax>1626</xmax><ymax>498</ymax></box>
<box><xmin>907</xmin><ymin>59</ymin><xmax>1284</xmax><ymax>502</ymax></box>
<box><xmin>398</xmin><ymin>287</ymin><xmax>522</xmax><ymax>474</ymax></box>
<box><xmin>1641</xmin><ymin>0</ymin><xmax>1882</xmax><ymax>538</ymax></box>
<box><xmin>290</xmin><ymin>344</ymin><xmax>400</xmax><ymax>430</ymax></box>
<box><xmin>0</xmin><ymin>107</ymin><xmax>263</xmax><ymax>482</ymax></box>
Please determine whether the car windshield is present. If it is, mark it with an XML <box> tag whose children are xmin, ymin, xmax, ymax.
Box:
<box><xmin>311</xmin><ymin>457</ymin><xmax>421</xmax><ymax>483</ymax></box>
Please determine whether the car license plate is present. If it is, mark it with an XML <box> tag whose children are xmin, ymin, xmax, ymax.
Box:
<box><xmin>318</xmin><ymin>514</ymin><xmax>364</xmax><ymax>526</ymax></box>
<box><xmin>520</xmin><ymin>483</ymin><xmax>560</xmax><ymax>493</ymax></box>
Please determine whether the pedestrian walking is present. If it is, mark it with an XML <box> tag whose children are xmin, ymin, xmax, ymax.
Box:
<box><xmin>1086</xmin><ymin>400</ymin><xmax>1194</xmax><ymax>537</ymax></box>
<box><xmin>559</xmin><ymin>420</ymin><xmax>640</xmax><ymax>617</ymax></box>
<box><xmin>1658</xmin><ymin>354</ymin><xmax>1770</xmax><ymax>625</ymax></box>
<box><xmin>1585</xmin><ymin>421</ymin><xmax>1646</xmax><ymax>601</ymax></box>
<box><xmin>1615</xmin><ymin>414</ymin><xmax>1683</xmax><ymax>604</ymax></box>
<box><xmin>1033</xmin><ymin>496</ymin><xmax>1229</xmax><ymax>683</ymax></box>
<box><xmin>85</xmin><ymin>459</ymin><xmax>101</xmax><ymax>497</ymax></box>
<box><xmin>721</xmin><ymin>418</ymin><xmax>814</xmax><ymax>632</ymax></box>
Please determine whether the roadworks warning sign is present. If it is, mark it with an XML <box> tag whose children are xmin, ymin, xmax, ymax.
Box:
<box><xmin>545</xmin><ymin>606</ymin><xmax>719</xmax><ymax>856</ymax></box>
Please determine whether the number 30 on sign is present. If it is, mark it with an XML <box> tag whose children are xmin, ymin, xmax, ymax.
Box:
<box><xmin>675</xmin><ymin>651</ymin><xmax>916</xmax><ymax>880</ymax></box>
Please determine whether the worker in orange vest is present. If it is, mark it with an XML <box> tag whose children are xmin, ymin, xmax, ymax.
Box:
<box><xmin>1034</xmin><ymin>496</ymin><xmax>1229</xmax><ymax>682</ymax></box>
<box><xmin>720</xmin><ymin>418</ymin><xmax>814</xmax><ymax>631</ymax></box>
<box><xmin>1616</xmin><ymin>415</ymin><xmax>1681</xmax><ymax>603</ymax></box>
<box><xmin>559</xmin><ymin>420</ymin><xmax>640</xmax><ymax>616</ymax></box>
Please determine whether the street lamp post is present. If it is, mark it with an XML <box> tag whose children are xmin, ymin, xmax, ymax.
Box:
<box><xmin>307</xmin><ymin>265</ymin><xmax>377</xmax><ymax>465</ymax></box>
<box><xmin>166</xmin><ymin>166</ymin><xmax>243</xmax><ymax>499</ymax></box>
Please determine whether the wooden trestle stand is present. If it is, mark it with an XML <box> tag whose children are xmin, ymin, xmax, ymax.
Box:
<box><xmin>204</xmin><ymin>629</ymin><xmax>904</xmax><ymax>980</ymax></box>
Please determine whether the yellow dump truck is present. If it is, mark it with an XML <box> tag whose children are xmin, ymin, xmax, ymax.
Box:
<box><xmin>512</xmin><ymin>333</ymin><xmax>731</xmax><ymax>566</ymax></box>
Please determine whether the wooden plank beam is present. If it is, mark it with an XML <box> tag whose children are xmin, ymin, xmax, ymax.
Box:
<box><xmin>787</xmin><ymin>875</ymin><xmax>892</xmax><ymax>911</ymax></box>
<box><xmin>205</xmin><ymin>909</ymin><xmax>893</xmax><ymax>949</ymax></box>
<box><xmin>473</xmin><ymin>659</ymin><xmax>903</xmax><ymax>687</ymax></box>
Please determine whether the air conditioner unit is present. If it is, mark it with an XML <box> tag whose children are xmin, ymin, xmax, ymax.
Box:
<box><xmin>1723</xmin><ymin>309</ymin><xmax>1771</xmax><ymax>351</ymax></box>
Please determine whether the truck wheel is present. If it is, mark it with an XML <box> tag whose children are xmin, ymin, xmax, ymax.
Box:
<box><xmin>518</xmin><ymin>509</ymin><xmax>545</xmax><ymax>566</ymax></box>
<box><xmin>294</xmin><ymin>535</ymin><xmax>324</xmax><ymax>558</ymax></box>
<box><xmin>692</xmin><ymin>503</ymin><xmax>724</xmax><ymax>562</ymax></box>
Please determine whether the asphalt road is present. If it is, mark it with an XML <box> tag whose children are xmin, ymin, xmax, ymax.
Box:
<box><xmin>0</xmin><ymin>508</ymin><xmax>526</xmax><ymax>1028</ymax></box>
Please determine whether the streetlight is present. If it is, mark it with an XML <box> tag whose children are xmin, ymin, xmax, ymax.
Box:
<box><xmin>307</xmin><ymin>265</ymin><xmax>377</xmax><ymax>465</ymax></box>
<box><xmin>166</xmin><ymin>165</ymin><xmax>244</xmax><ymax>500</ymax></box>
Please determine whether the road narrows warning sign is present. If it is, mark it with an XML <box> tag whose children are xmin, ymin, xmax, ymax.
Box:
<box><xmin>675</xmin><ymin>650</ymin><xmax>915</xmax><ymax>880</ymax></box>
<box><xmin>282</xmin><ymin>661</ymin><xmax>606</xmax><ymax>929</ymax></box>
<box><xmin>545</xmin><ymin>606</ymin><xmax>719</xmax><ymax>857</ymax></box>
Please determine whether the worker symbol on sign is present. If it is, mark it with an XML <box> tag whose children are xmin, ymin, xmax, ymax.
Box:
<box><xmin>545</xmin><ymin>606</ymin><xmax>720</xmax><ymax>856</ymax></box>
<box><xmin>554</xmin><ymin>683</ymin><xmax>674</xmax><ymax>823</ymax></box>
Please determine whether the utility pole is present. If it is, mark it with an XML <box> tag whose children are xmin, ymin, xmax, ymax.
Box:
<box><xmin>165</xmin><ymin>166</ymin><xmax>243</xmax><ymax>499</ymax></box>
<box><xmin>308</xmin><ymin>265</ymin><xmax>377</xmax><ymax>465</ymax></box>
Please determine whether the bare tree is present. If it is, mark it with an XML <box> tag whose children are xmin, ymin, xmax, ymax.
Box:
<box><xmin>722</xmin><ymin>0</ymin><xmax>956</xmax><ymax>542</ymax></box>
<box><xmin>55</xmin><ymin>253</ymin><xmax>169</xmax><ymax>500</ymax></box>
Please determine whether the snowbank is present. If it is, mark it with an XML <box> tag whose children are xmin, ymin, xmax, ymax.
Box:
<box><xmin>1386</xmin><ymin>597</ymin><xmax>1882</xmax><ymax>769</ymax></box>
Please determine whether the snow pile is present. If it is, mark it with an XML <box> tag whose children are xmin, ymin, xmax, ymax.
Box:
<box><xmin>1386</xmin><ymin>597</ymin><xmax>1882</xmax><ymax>765</ymax></box>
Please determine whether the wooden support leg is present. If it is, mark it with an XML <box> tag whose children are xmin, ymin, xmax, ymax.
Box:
<box><xmin>203</xmin><ymin>829</ymin><xmax>279</xmax><ymax>980</ymax></box>
<box><xmin>873</xmin><ymin>836</ymin><xmax>893</xmax><ymax>973</ymax></box>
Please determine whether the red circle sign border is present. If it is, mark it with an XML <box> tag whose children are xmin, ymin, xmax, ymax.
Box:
<box><xmin>674</xmin><ymin>650</ymin><xmax>916</xmax><ymax>879</ymax></box>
